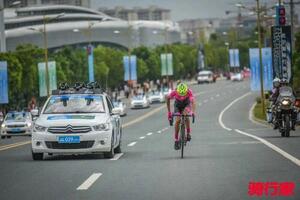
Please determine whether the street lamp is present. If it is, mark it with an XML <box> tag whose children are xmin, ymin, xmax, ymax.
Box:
<box><xmin>256</xmin><ymin>0</ymin><xmax>266</xmax><ymax>115</ymax></box>
<box><xmin>28</xmin><ymin>13</ymin><xmax>65</xmax><ymax>97</ymax></box>
<box><xmin>0</xmin><ymin>0</ymin><xmax>21</xmax><ymax>52</ymax></box>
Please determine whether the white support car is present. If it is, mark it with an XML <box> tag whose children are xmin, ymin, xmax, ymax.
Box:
<box><xmin>31</xmin><ymin>87</ymin><xmax>122</xmax><ymax>160</ymax></box>
<box><xmin>112</xmin><ymin>100</ymin><xmax>127</xmax><ymax>116</ymax></box>
<box><xmin>1</xmin><ymin>111</ymin><xmax>33</xmax><ymax>139</ymax></box>
<box><xmin>197</xmin><ymin>70</ymin><xmax>214</xmax><ymax>84</ymax></box>
<box><xmin>231</xmin><ymin>73</ymin><xmax>244</xmax><ymax>81</ymax></box>
<box><xmin>130</xmin><ymin>94</ymin><xmax>150</xmax><ymax>109</ymax></box>
<box><xmin>149</xmin><ymin>91</ymin><xmax>165</xmax><ymax>103</ymax></box>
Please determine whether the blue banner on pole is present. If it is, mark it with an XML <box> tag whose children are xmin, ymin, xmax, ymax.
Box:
<box><xmin>249</xmin><ymin>48</ymin><xmax>260</xmax><ymax>91</ymax></box>
<box><xmin>249</xmin><ymin>48</ymin><xmax>273</xmax><ymax>91</ymax></box>
<box><xmin>262</xmin><ymin>48</ymin><xmax>273</xmax><ymax>91</ymax></box>
<box><xmin>130</xmin><ymin>55</ymin><xmax>137</xmax><ymax>81</ymax></box>
<box><xmin>229</xmin><ymin>49</ymin><xmax>240</xmax><ymax>67</ymax></box>
<box><xmin>87</xmin><ymin>45</ymin><xmax>94</xmax><ymax>82</ymax></box>
<box><xmin>123</xmin><ymin>56</ymin><xmax>129</xmax><ymax>81</ymax></box>
<box><xmin>123</xmin><ymin>55</ymin><xmax>137</xmax><ymax>81</ymax></box>
<box><xmin>0</xmin><ymin>61</ymin><xmax>8</xmax><ymax>104</ymax></box>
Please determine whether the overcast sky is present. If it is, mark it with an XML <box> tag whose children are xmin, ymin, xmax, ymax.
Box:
<box><xmin>91</xmin><ymin>0</ymin><xmax>275</xmax><ymax>21</ymax></box>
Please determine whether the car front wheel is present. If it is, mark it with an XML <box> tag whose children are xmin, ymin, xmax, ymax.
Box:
<box><xmin>32</xmin><ymin>150</ymin><xmax>43</xmax><ymax>160</ymax></box>
<box><xmin>114</xmin><ymin>130</ymin><xmax>122</xmax><ymax>154</ymax></box>
<box><xmin>104</xmin><ymin>134</ymin><xmax>115</xmax><ymax>159</ymax></box>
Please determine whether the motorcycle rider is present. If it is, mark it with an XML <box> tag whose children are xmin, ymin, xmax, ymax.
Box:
<box><xmin>270</xmin><ymin>78</ymin><xmax>297</xmax><ymax>130</ymax></box>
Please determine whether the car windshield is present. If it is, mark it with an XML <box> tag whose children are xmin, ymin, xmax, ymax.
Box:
<box><xmin>43</xmin><ymin>95</ymin><xmax>105</xmax><ymax>114</ymax></box>
<box><xmin>5</xmin><ymin>112</ymin><xmax>29</xmax><ymax>121</ymax></box>
<box><xmin>133</xmin><ymin>95</ymin><xmax>144</xmax><ymax>100</ymax></box>
<box><xmin>279</xmin><ymin>86</ymin><xmax>293</xmax><ymax>97</ymax></box>
<box><xmin>113</xmin><ymin>102</ymin><xmax>121</xmax><ymax>107</ymax></box>
<box><xmin>199</xmin><ymin>74</ymin><xmax>209</xmax><ymax>77</ymax></box>
<box><xmin>151</xmin><ymin>91</ymin><xmax>160</xmax><ymax>95</ymax></box>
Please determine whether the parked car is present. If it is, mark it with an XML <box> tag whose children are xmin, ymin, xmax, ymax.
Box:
<box><xmin>131</xmin><ymin>94</ymin><xmax>150</xmax><ymax>109</ymax></box>
<box><xmin>1</xmin><ymin>111</ymin><xmax>33</xmax><ymax>139</ymax></box>
<box><xmin>31</xmin><ymin>84</ymin><xmax>122</xmax><ymax>160</ymax></box>
<box><xmin>112</xmin><ymin>100</ymin><xmax>127</xmax><ymax>116</ymax></box>
<box><xmin>197</xmin><ymin>70</ymin><xmax>214</xmax><ymax>84</ymax></box>
<box><xmin>149</xmin><ymin>91</ymin><xmax>165</xmax><ymax>103</ymax></box>
<box><xmin>231</xmin><ymin>73</ymin><xmax>244</xmax><ymax>81</ymax></box>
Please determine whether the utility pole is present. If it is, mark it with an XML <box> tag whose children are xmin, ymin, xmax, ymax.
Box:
<box><xmin>257</xmin><ymin>0</ymin><xmax>266</xmax><ymax>115</ymax></box>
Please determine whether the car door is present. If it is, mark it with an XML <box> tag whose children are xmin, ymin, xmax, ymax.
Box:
<box><xmin>106</xmin><ymin>96</ymin><xmax>120</xmax><ymax>146</ymax></box>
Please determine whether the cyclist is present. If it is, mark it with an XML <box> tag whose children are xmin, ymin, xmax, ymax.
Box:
<box><xmin>166</xmin><ymin>83</ymin><xmax>196</xmax><ymax>150</ymax></box>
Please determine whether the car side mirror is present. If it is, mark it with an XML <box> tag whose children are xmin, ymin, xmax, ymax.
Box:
<box><xmin>31</xmin><ymin>109</ymin><xmax>39</xmax><ymax>117</ymax></box>
<box><xmin>111</xmin><ymin>108</ymin><xmax>121</xmax><ymax>115</ymax></box>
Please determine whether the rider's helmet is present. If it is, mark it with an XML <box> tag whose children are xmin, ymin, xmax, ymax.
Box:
<box><xmin>176</xmin><ymin>83</ymin><xmax>188</xmax><ymax>96</ymax></box>
<box><xmin>273</xmin><ymin>77</ymin><xmax>280</xmax><ymax>88</ymax></box>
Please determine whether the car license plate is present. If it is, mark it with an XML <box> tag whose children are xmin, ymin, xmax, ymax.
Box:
<box><xmin>58</xmin><ymin>136</ymin><xmax>80</xmax><ymax>144</ymax></box>
<box><xmin>11</xmin><ymin>128</ymin><xmax>21</xmax><ymax>132</ymax></box>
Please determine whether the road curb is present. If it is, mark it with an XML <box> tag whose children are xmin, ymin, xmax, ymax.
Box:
<box><xmin>249</xmin><ymin>102</ymin><xmax>271</xmax><ymax>127</ymax></box>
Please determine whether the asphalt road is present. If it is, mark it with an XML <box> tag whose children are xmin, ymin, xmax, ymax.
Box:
<box><xmin>0</xmin><ymin>80</ymin><xmax>299</xmax><ymax>200</ymax></box>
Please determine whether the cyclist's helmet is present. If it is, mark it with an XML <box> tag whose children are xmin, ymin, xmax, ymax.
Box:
<box><xmin>273</xmin><ymin>77</ymin><xmax>280</xmax><ymax>87</ymax></box>
<box><xmin>176</xmin><ymin>83</ymin><xmax>188</xmax><ymax>96</ymax></box>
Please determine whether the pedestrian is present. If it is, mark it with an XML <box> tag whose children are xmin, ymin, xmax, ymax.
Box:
<box><xmin>124</xmin><ymin>84</ymin><xmax>129</xmax><ymax>99</ymax></box>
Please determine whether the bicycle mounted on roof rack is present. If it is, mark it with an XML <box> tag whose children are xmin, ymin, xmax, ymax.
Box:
<box><xmin>52</xmin><ymin>82</ymin><xmax>104</xmax><ymax>95</ymax></box>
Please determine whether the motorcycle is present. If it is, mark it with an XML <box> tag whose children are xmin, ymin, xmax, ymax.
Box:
<box><xmin>272</xmin><ymin>86</ymin><xmax>298</xmax><ymax>137</ymax></box>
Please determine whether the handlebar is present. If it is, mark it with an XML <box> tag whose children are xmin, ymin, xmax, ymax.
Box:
<box><xmin>169</xmin><ymin>113</ymin><xmax>195</xmax><ymax>126</ymax></box>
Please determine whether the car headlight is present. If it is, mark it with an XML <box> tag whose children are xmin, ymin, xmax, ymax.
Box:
<box><xmin>282</xmin><ymin>100</ymin><xmax>291</xmax><ymax>106</ymax></box>
<box><xmin>93</xmin><ymin>123</ymin><xmax>110</xmax><ymax>131</ymax></box>
<box><xmin>33</xmin><ymin>124</ymin><xmax>47</xmax><ymax>132</ymax></box>
<box><xmin>26</xmin><ymin>122</ymin><xmax>32</xmax><ymax>127</ymax></box>
<box><xmin>1</xmin><ymin>123</ymin><xmax>5</xmax><ymax>128</ymax></box>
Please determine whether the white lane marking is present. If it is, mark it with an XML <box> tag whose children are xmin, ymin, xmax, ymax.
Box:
<box><xmin>218</xmin><ymin>92</ymin><xmax>251</xmax><ymax>131</ymax></box>
<box><xmin>110</xmin><ymin>153</ymin><xmax>124</xmax><ymax>161</ymax></box>
<box><xmin>210</xmin><ymin>97</ymin><xmax>214</xmax><ymax>100</ymax></box>
<box><xmin>77</xmin><ymin>173</ymin><xmax>102</xmax><ymax>190</ymax></box>
<box><xmin>139</xmin><ymin>136</ymin><xmax>145</xmax><ymax>139</ymax></box>
<box><xmin>147</xmin><ymin>132</ymin><xmax>153</xmax><ymax>136</ymax></box>
<box><xmin>216</xmin><ymin>94</ymin><xmax>220</xmax><ymax>97</ymax></box>
<box><xmin>157</xmin><ymin>131</ymin><xmax>161</xmax><ymax>134</ymax></box>
<box><xmin>249</xmin><ymin>102</ymin><xmax>270</xmax><ymax>127</ymax></box>
<box><xmin>127</xmin><ymin>142</ymin><xmax>137</xmax><ymax>147</ymax></box>
<box><xmin>235</xmin><ymin>129</ymin><xmax>300</xmax><ymax>167</ymax></box>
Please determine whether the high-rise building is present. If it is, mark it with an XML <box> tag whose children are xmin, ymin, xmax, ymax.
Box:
<box><xmin>4</xmin><ymin>0</ymin><xmax>91</xmax><ymax>8</ymax></box>
<box><xmin>99</xmin><ymin>6</ymin><xmax>171</xmax><ymax>21</ymax></box>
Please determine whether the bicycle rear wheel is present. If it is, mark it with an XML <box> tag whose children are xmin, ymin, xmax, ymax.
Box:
<box><xmin>180</xmin><ymin>123</ymin><xmax>185</xmax><ymax>159</ymax></box>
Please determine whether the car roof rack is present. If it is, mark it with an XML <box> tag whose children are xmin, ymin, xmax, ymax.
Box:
<box><xmin>52</xmin><ymin>82</ymin><xmax>103</xmax><ymax>95</ymax></box>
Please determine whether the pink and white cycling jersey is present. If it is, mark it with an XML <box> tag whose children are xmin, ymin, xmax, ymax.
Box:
<box><xmin>167</xmin><ymin>89</ymin><xmax>194</xmax><ymax>102</ymax></box>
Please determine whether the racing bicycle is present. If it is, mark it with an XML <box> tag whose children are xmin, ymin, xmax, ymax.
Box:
<box><xmin>170</xmin><ymin>113</ymin><xmax>194</xmax><ymax>158</ymax></box>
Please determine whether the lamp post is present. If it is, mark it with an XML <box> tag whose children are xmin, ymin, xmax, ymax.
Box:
<box><xmin>0</xmin><ymin>0</ymin><xmax>21</xmax><ymax>52</ymax></box>
<box><xmin>73</xmin><ymin>20</ymin><xmax>104</xmax><ymax>83</ymax></box>
<box><xmin>256</xmin><ymin>0</ymin><xmax>266</xmax><ymax>116</ymax></box>
<box><xmin>28</xmin><ymin>13</ymin><xmax>65</xmax><ymax>97</ymax></box>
